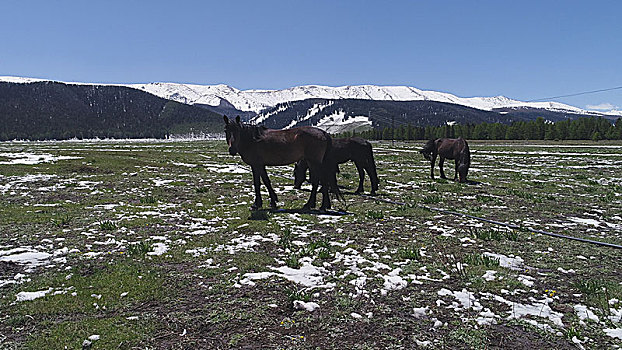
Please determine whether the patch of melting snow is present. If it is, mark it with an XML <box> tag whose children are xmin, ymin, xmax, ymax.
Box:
<box><xmin>240</xmin><ymin>261</ymin><xmax>334</xmax><ymax>289</ymax></box>
<box><xmin>172</xmin><ymin>162</ymin><xmax>197</xmax><ymax>168</ymax></box>
<box><xmin>15</xmin><ymin>288</ymin><xmax>53</xmax><ymax>301</ymax></box>
<box><xmin>203</xmin><ymin>162</ymin><xmax>249</xmax><ymax>173</ymax></box>
<box><xmin>148</xmin><ymin>242</ymin><xmax>169</xmax><ymax>256</ymax></box>
<box><xmin>482</xmin><ymin>270</ymin><xmax>497</xmax><ymax>281</ymax></box>
<box><xmin>483</xmin><ymin>252</ymin><xmax>524</xmax><ymax>270</ymax></box>
<box><xmin>604</xmin><ymin>328</ymin><xmax>622</xmax><ymax>340</ymax></box>
<box><xmin>293</xmin><ymin>300</ymin><xmax>320</xmax><ymax>312</ymax></box>
<box><xmin>215</xmin><ymin>234</ymin><xmax>278</xmax><ymax>254</ymax></box>
<box><xmin>488</xmin><ymin>292</ymin><xmax>564</xmax><ymax>328</ymax></box>
<box><xmin>574</xmin><ymin>304</ymin><xmax>600</xmax><ymax>323</ymax></box>
<box><xmin>568</xmin><ymin>217</ymin><xmax>602</xmax><ymax>227</ymax></box>
<box><xmin>438</xmin><ymin>288</ymin><xmax>483</xmax><ymax>311</ymax></box>
<box><xmin>381</xmin><ymin>268</ymin><xmax>408</xmax><ymax>294</ymax></box>
<box><xmin>0</xmin><ymin>152</ymin><xmax>81</xmax><ymax>165</ymax></box>
<box><xmin>0</xmin><ymin>248</ymin><xmax>52</xmax><ymax>272</ymax></box>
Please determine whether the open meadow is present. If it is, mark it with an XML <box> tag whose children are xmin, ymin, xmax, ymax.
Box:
<box><xmin>1</xmin><ymin>139</ymin><xmax>621</xmax><ymax>349</ymax></box>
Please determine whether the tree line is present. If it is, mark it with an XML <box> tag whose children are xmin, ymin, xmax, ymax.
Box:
<box><xmin>340</xmin><ymin>116</ymin><xmax>622</xmax><ymax>141</ymax></box>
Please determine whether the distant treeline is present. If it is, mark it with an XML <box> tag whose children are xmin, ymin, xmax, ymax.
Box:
<box><xmin>339</xmin><ymin>116</ymin><xmax>622</xmax><ymax>141</ymax></box>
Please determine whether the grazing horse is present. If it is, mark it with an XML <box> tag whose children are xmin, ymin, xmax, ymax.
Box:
<box><xmin>223</xmin><ymin>115</ymin><xmax>336</xmax><ymax>212</ymax></box>
<box><xmin>294</xmin><ymin>137</ymin><xmax>379</xmax><ymax>195</ymax></box>
<box><xmin>420</xmin><ymin>137</ymin><xmax>470</xmax><ymax>183</ymax></box>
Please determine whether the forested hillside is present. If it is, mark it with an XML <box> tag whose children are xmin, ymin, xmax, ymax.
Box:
<box><xmin>252</xmin><ymin>98</ymin><xmax>596</xmax><ymax>131</ymax></box>
<box><xmin>0</xmin><ymin>81</ymin><xmax>223</xmax><ymax>140</ymax></box>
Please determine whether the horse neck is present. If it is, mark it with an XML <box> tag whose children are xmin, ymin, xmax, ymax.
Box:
<box><xmin>237</xmin><ymin>125</ymin><xmax>263</xmax><ymax>153</ymax></box>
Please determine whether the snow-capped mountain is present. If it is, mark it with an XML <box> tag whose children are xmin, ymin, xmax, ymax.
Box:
<box><xmin>1</xmin><ymin>76</ymin><xmax>617</xmax><ymax>116</ymax></box>
<box><xmin>127</xmin><ymin>81</ymin><xmax>605</xmax><ymax>116</ymax></box>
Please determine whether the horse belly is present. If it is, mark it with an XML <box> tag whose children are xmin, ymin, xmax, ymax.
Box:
<box><xmin>260</xmin><ymin>147</ymin><xmax>304</xmax><ymax>166</ymax></box>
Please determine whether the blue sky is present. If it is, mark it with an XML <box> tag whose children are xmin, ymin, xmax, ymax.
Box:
<box><xmin>1</xmin><ymin>0</ymin><xmax>621</xmax><ymax>110</ymax></box>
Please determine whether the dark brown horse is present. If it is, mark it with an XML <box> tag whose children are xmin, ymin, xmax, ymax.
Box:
<box><xmin>420</xmin><ymin>137</ymin><xmax>470</xmax><ymax>183</ymax></box>
<box><xmin>294</xmin><ymin>137</ymin><xmax>379</xmax><ymax>195</ymax></box>
<box><xmin>224</xmin><ymin>115</ymin><xmax>336</xmax><ymax>212</ymax></box>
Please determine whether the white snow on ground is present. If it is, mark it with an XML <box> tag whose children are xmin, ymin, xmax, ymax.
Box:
<box><xmin>0</xmin><ymin>152</ymin><xmax>81</xmax><ymax>165</ymax></box>
<box><xmin>486</xmin><ymin>292</ymin><xmax>565</xmax><ymax>328</ymax></box>
<box><xmin>482</xmin><ymin>270</ymin><xmax>497</xmax><ymax>281</ymax></box>
<box><xmin>293</xmin><ymin>300</ymin><xmax>320</xmax><ymax>312</ymax></box>
<box><xmin>604</xmin><ymin>328</ymin><xmax>622</xmax><ymax>340</ymax></box>
<box><xmin>483</xmin><ymin>252</ymin><xmax>524</xmax><ymax>270</ymax></box>
<box><xmin>0</xmin><ymin>248</ymin><xmax>52</xmax><ymax>272</ymax></box>
<box><xmin>0</xmin><ymin>174</ymin><xmax>58</xmax><ymax>194</ymax></box>
<box><xmin>438</xmin><ymin>288</ymin><xmax>483</xmax><ymax>311</ymax></box>
<box><xmin>215</xmin><ymin>234</ymin><xmax>278</xmax><ymax>254</ymax></box>
<box><xmin>202</xmin><ymin>162</ymin><xmax>250</xmax><ymax>174</ymax></box>
<box><xmin>147</xmin><ymin>242</ymin><xmax>169</xmax><ymax>256</ymax></box>
<box><xmin>381</xmin><ymin>268</ymin><xmax>408</xmax><ymax>293</ymax></box>
<box><xmin>574</xmin><ymin>304</ymin><xmax>600</xmax><ymax>323</ymax></box>
<box><xmin>240</xmin><ymin>260</ymin><xmax>334</xmax><ymax>289</ymax></box>
<box><xmin>412</xmin><ymin>306</ymin><xmax>429</xmax><ymax>318</ymax></box>
<box><xmin>15</xmin><ymin>288</ymin><xmax>53</xmax><ymax>301</ymax></box>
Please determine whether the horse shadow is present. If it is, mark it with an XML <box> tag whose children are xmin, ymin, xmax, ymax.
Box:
<box><xmin>248</xmin><ymin>208</ymin><xmax>350</xmax><ymax>220</ymax></box>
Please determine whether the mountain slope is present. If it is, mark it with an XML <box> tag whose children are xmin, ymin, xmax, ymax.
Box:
<box><xmin>125</xmin><ymin>81</ymin><xmax>610</xmax><ymax>117</ymax></box>
<box><xmin>0</xmin><ymin>81</ymin><xmax>223</xmax><ymax>140</ymax></box>
<box><xmin>248</xmin><ymin>98</ymin><xmax>590</xmax><ymax>134</ymax></box>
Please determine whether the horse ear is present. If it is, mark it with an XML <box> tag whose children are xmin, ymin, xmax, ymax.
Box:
<box><xmin>223</xmin><ymin>115</ymin><xmax>229</xmax><ymax>124</ymax></box>
<box><xmin>235</xmin><ymin>115</ymin><xmax>241</xmax><ymax>124</ymax></box>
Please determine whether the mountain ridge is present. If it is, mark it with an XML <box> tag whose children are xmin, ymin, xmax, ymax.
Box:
<box><xmin>2</xmin><ymin>76</ymin><xmax>620</xmax><ymax>117</ymax></box>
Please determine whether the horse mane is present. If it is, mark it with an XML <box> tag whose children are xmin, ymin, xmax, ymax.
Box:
<box><xmin>241</xmin><ymin>123</ymin><xmax>267</xmax><ymax>142</ymax></box>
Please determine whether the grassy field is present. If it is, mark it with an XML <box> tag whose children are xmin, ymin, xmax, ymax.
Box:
<box><xmin>0</xmin><ymin>139</ymin><xmax>621</xmax><ymax>349</ymax></box>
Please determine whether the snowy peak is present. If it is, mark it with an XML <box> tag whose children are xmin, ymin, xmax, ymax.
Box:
<box><xmin>127</xmin><ymin>82</ymin><xmax>600</xmax><ymax>116</ymax></box>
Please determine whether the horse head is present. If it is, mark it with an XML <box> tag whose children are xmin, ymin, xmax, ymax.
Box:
<box><xmin>419</xmin><ymin>149</ymin><xmax>432</xmax><ymax>161</ymax></box>
<box><xmin>224</xmin><ymin>115</ymin><xmax>242</xmax><ymax>156</ymax></box>
<box><xmin>420</xmin><ymin>139</ymin><xmax>435</xmax><ymax>161</ymax></box>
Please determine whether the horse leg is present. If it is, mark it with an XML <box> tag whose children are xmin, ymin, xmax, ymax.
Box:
<box><xmin>354</xmin><ymin>161</ymin><xmax>365</xmax><ymax>194</ymax></box>
<box><xmin>259</xmin><ymin>166</ymin><xmax>278</xmax><ymax>209</ymax></box>
<box><xmin>303</xmin><ymin>161</ymin><xmax>320</xmax><ymax>211</ymax></box>
<box><xmin>430</xmin><ymin>154</ymin><xmax>436</xmax><ymax>179</ymax></box>
<box><xmin>250</xmin><ymin>165</ymin><xmax>262</xmax><ymax>210</ymax></box>
<box><xmin>439</xmin><ymin>157</ymin><xmax>447</xmax><ymax>179</ymax></box>
<box><xmin>293</xmin><ymin>160</ymin><xmax>307</xmax><ymax>189</ymax></box>
<box><xmin>453</xmin><ymin>159</ymin><xmax>459</xmax><ymax>181</ymax></box>
<box><xmin>319</xmin><ymin>162</ymin><xmax>333</xmax><ymax>211</ymax></box>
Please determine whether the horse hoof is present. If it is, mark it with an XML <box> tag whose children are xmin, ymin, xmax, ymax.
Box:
<box><xmin>251</xmin><ymin>204</ymin><xmax>262</xmax><ymax>211</ymax></box>
<box><xmin>270</xmin><ymin>203</ymin><xmax>278</xmax><ymax>210</ymax></box>
<box><xmin>370</xmin><ymin>191</ymin><xmax>377</xmax><ymax>196</ymax></box>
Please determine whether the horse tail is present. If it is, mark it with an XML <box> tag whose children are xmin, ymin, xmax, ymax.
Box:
<box><xmin>322</xmin><ymin>133</ymin><xmax>343</xmax><ymax>200</ymax></box>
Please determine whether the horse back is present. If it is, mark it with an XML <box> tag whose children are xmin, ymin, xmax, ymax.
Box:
<box><xmin>248</xmin><ymin>126</ymin><xmax>329</xmax><ymax>166</ymax></box>
<box><xmin>331</xmin><ymin>137</ymin><xmax>372</xmax><ymax>164</ymax></box>
<box><xmin>437</xmin><ymin>137</ymin><xmax>468</xmax><ymax>160</ymax></box>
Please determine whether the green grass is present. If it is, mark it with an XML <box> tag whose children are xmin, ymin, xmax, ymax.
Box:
<box><xmin>1</xmin><ymin>139</ymin><xmax>621</xmax><ymax>349</ymax></box>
